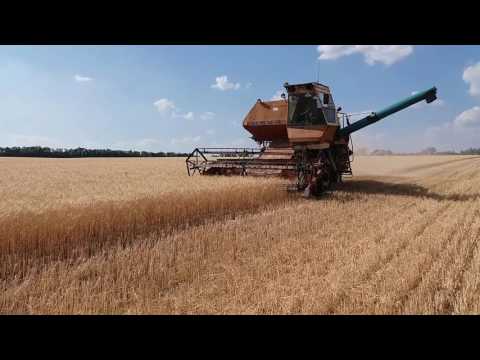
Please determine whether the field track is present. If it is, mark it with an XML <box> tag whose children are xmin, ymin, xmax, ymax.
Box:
<box><xmin>1</xmin><ymin>155</ymin><xmax>480</xmax><ymax>314</ymax></box>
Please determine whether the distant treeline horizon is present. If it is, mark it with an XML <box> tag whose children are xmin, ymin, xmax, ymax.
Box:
<box><xmin>356</xmin><ymin>146</ymin><xmax>480</xmax><ymax>156</ymax></box>
<box><xmin>0</xmin><ymin>146</ymin><xmax>189</xmax><ymax>158</ymax></box>
<box><xmin>1</xmin><ymin>145</ymin><xmax>480</xmax><ymax>158</ymax></box>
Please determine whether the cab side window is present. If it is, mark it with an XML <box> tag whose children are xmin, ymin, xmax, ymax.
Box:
<box><xmin>323</xmin><ymin>93</ymin><xmax>330</xmax><ymax>106</ymax></box>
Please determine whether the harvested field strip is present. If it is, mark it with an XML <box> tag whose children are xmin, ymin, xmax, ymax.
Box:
<box><xmin>320</xmin><ymin>202</ymin><xmax>454</xmax><ymax>313</ymax></box>
<box><xmin>453</xmin><ymin>230</ymin><xmax>480</xmax><ymax>313</ymax></box>
<box><xmin>338</xmin><ymin>201</ymin><xmax>466</xmax><ymax>314</ymax></box>
<box><xmin>401</xmin><ymin>204</ymin><xmax>480</xmax><ymax>314</ymax></box>
<box><xmin>0</xmin><ymin>179</ymin><xmax>292</xmax><ymax>282</ymax></box>
<box><xmin>398</xmin><ymin>155</ymin><xmax>480</xmax><ymax>175</ymax></box>
<box><xmin>319</xmin><ymin>164</ymin><xmax>480</xmax><ymax>313</ymax></box>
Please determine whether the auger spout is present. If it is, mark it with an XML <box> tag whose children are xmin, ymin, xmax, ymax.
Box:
<box><xmin>338</xmin><ymin>87</ymin><xmax>437</xmax><ymax>138</ymax></box>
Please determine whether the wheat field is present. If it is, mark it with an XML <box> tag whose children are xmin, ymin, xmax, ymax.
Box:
<box><xmin>1</xmin><ymin>155</ymin><xmax>480</xmax><ymax>314</ymax></box>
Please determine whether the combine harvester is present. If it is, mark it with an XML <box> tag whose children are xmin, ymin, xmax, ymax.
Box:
<box><xmin>186</xmin><ymin>82</ymin><xmax>437</xmax><ymax>197</ymax></box>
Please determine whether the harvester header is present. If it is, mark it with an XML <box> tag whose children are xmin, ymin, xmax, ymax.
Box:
<box><xmin>186</xmin><ymin>81</ymin><xmax>438</xmax><ymax>197</ymax></box>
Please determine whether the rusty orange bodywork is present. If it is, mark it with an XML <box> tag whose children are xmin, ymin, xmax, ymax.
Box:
<box><xmin>243</xmin><ymin>100</ymin><xmax>288</xmax><ymax>142</ymax></box>
<box><xmin>242</xmin><ymin>98</ymin><xmax>338</xmax><ymax>146</ymax></box>
<box><xmin>286</xmin><ymin>125</ymin><xmax>338</xmax><ymax>144</ymax></box>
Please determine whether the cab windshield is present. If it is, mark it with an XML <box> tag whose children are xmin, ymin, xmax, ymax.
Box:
<box><xmin>288</xmin><ymin>93</ymin><xmax>326</xmax><ymax>126</ymax></box>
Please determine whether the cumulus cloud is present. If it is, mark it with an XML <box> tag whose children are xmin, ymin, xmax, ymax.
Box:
<box><xmin>154</xmin><ymin>98</ymin><xmax>176</xmax><ymax>113</ymax></box>
<box><xmin>317</xmin><ymin>45</ymin><xmax>413</xmax><ymax>66</ymax></box>
<box><xmin>74</xmin><ymin>74</ymin><xmax>93</xmax><ymax>82</ymax></box>
<box><xmin>423</xmin><ymin>120</ymin><xmax>480</xmax><ymax>152</ymax></box>
<box><xmin>171</xmin><ymin>111</ymin><xmax>194</xmax><ymax>120</ymax></box>
<box><xmin>421</xmin><ymin>106</ymin><xmax>480</xmax><ymax>152</ymax></box>
<box><xmin>200</xmin><ymin>111</ymin><xmax>216</xmax><ymax>120</ymax></box>
<box><xmin>463</xmin><ymin>62</ymin><xmax>480</xmax><ymax>97</ymax></box>
<box><xmin>211</xmin><ymin>75</ymin><xmax>240</xmax><ymax>91</ymax></box>
<box><xmin>454</xmin><ymin>106</ymin><xmax>480</xmax><ymax>128</ymax></box>
<box><xmin>182</xmin><ymin>112</ymin><xmax>194</xmax><ymax>120</ymax></box>
<box><xmin>154</xmin><ymin>99</ymin><xmax>194</xmax><ymax>119</ymax></box>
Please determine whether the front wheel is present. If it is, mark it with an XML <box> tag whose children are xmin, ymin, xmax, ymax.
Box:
<box><xmin>297</xmin><ymin>164</ymin><xmax>312</xmax><ymax>192</ymax></box>
<box><xmin>303</xmin><ymin>167</ymin><xmax>333</xmax><ymax>198</ymax></box>
<box><xmin>318</xmin><ymin>169</ymin><xmax>332</xmax><ymax>193</ymax></box>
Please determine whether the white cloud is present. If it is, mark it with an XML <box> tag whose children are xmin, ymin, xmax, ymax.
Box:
<box><xmin>183</xmin><ymin>112</ymin><xmax>194</xmax><ymax>120</ymax></box>
<box><xmin>154</xmin><ymin>98</ymin><xmax>176</xmax><ymax>113</ymax></box>
<box><xmin>172</xmin><ymin>111</ymin><xmax>194</xmax><ymax>120</ymax></box>
<box><xmin>421</xmin><ymin>106</ymin><xmax>480</xmax><ymax>152</ymax></box>
<box><xmin>205</xmin><ymin>129</ymin><xmax>215</xmax><ymax>136</ymax></box>
<box><xmin>154</xmin><ymin>99</ymin><xmax>194</xmax><ymax>119</ymax></box>
<box><xmin>271</xmin><ymin>89</ymin><xmax>286</xmax><ymax>101</ymax></box>
<box><xmin>245</xmin><ymin>82</ymin><xmax>252</xmax><ymax>89</ymax></box>
<box><xmin>317</xmin><ymin>45</ymin><xmax>358</xmax><ymax>60</ymax></box>
<box><xmin>423</xmin><ymin>120</ymin><xmax>480</xmax><ymax>152</ymax></box>
<box><xmin>463</xmin><ymin>62</ymin><xmax>480</xmax><ymax>97</ymax></box>
<box><xmin>200</xmin><ymin>111</ymin><xmax>216</xmax><ymax>120</ymax></box>
<box><xmin>211</xmin><ymin>75</ymin><xmax>240</xmax><ymax>91</ymax></box>
<box><xmin>454</xmin><ymin>106</ymin><xmax>480</xmax><ymax>128</ymax></box>
<box><xmin>74</xmin><ymin>74</ymin><xmax>93</xmax><ymax>82</ymax></box>
<box><xmin>317</xmin><ymin>45</ymin><xmax>413</xmax><ymax>66</ymax></box>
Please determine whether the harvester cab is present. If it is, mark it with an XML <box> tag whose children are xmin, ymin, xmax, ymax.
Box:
<box><xmin>285</xmin><ymin>82</ymin><xmax>339</xmax><ymax>132</ymax></box>
<box><xmin>186</xmin><ymin>81</ymin><xmax>438</xmax><ymax>197</ymax></box>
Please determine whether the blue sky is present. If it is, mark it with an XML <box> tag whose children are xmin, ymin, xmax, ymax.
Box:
<box><xmin>1</xmin><ymin>45</ymin><xmax>480</xmax><ymax>153</ymax></box>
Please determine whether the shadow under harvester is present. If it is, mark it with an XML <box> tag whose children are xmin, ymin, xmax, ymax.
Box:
<box><xmin>334</xmin><ymin>179</ymin><xmax>479</xmax><ymax>202</ymax></box>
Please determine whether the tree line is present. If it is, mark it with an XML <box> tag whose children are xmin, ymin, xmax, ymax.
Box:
<box><xmin>459</xmin><ymin>148</ymin><xmax>480</xmax><ymax>155</ymax></box>
<box><xmin>2</xmin><ymin>145</ymin><xmax>480</xmax><ymax>158</ymax></box>
<box><xmin>356</xmin><ymin>146</ymin><xmax>480</xmax><ymax>156</ymax></box>
<box><xmin>0</xmin><ymin>146</ymin><xmax>189</xmax><ymax>158</ymax></box>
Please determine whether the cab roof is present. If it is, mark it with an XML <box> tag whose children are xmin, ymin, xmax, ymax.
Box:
<box><xmin>283</xmin><ymin>82</ymin><xmax>331</xmax><ymax>95</ymax></box>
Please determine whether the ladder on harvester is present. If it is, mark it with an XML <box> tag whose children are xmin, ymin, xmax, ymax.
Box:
<box><xmin>338</xmin><ymin>113</ymin><xmax>356</xmax><ymax>178</ymax></box>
